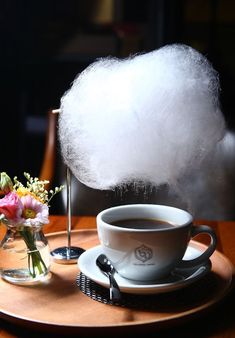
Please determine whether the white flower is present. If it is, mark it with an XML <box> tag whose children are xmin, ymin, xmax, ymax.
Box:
<box><xmin>19</xmin><ymin>195</ymin><xmax>49</xmax><ymax>227</ymax></box>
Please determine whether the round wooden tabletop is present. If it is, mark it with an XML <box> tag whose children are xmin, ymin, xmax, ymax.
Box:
<box><xmin>0</xmin><ymin>229</ymin><xmax>233</xmax><ymax>336</ymax></box>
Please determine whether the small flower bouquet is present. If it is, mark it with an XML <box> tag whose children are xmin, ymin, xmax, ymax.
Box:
<box><xmin>0</xmin><ymin>172</ymin><xmax>64</xmax><ymax>284</ymax></box>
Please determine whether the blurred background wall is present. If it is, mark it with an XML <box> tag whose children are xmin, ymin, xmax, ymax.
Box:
<box><xmin>1</xmin><ymin>0</ymin><xmax>235</xmax><ymax>195</ymax></box>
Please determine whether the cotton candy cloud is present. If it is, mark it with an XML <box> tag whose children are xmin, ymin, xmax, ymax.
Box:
<box><xmin>59</xmin><ymin>44</ymin><xmax>226</xmax><ymax>190</ymax></box>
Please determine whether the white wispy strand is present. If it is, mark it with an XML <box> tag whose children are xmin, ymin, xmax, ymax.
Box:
<box><xmin>59</xmin><ymin>44</ymin><xmax>226</xmax><ymax>190</ymax></box>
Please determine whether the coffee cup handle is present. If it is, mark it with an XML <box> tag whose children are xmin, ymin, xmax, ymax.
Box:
<box><xmin>178</xmin><ymin>225</ymin><xmax>217</xmax><ymax>268</ymax></box>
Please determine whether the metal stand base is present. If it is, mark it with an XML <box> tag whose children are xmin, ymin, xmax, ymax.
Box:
<box><xmin>51</xmin><ymin>246</ymin><xmax>85</xmax><ymax>264</ymax></box>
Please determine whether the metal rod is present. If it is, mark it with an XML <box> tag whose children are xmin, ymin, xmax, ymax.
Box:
<box><xmin>50</xmin><ymin>165</ymin><xmax>85</xmax><ymax>263</ymax></box>
<box><xmin>66</xmin><ymin>166</ymin><xmax>72</xmax><ymax>251</ymax></box>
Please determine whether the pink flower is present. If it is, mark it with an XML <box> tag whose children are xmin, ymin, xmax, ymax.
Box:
<box><xmin>0</xmin><ymin>192</ymin><xmax>23</xmax><ymax>221</ymax></box>
<box><xmin>19</xmin><ymin>195</ymin><xmax>49</xmax><ymax>226</ymax></box>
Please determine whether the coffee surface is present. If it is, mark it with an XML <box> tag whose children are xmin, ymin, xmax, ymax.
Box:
<box><xmin>111</xmin><ymin>218</ymin><xmax>175</xmax><ymax>229</ymax></box>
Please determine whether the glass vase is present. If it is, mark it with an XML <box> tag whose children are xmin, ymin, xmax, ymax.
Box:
<box><xmin>0</xmin><ymin>223</ymin><xmax>51</xmax><ymax>285</ymax></box>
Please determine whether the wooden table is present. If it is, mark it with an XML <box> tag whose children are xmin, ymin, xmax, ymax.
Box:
<box><xmin>0</xmin><ymin>215</ymin><xmax>234</xmax><ymax>338</ymax></box>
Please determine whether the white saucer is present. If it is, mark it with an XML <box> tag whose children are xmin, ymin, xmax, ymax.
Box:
<box><xmin>78</xmin><ymin>244</ymin><xmax>211</xmax><ymax>295</ymax></box>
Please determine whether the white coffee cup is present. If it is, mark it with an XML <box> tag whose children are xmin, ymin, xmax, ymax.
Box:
<box><xmin>96</xmin><ymin>204</ymin><xmax>217</xmax><ymax>282</ymax></box>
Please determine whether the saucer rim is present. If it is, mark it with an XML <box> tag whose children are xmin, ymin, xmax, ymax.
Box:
<box><xmin>78</xmin><ymin>244</ymin><xmax>211</xmax><ymax>295</ymax></box>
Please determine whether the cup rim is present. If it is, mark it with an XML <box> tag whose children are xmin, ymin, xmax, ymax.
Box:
<box><xmin>96</xmin><ymin>203</ymin><xmax>193</xmax><ymax>232</ymax></box>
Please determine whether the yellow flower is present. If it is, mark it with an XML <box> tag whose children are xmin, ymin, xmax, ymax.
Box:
<box><xmin>16</xmin><ymin>187</ymin><xmax>44</xmax><ymax>204</ymax></box>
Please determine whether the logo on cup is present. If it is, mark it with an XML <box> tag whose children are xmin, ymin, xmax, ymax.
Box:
<box><xmin>135</xmin><ymin>244</ymin><xmax>153</xmax><ymax>263</ymax></box>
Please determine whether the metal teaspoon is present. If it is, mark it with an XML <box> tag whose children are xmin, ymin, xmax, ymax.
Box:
<box><xmin>96</xmin><ymin>254</ymin><xmax>121</xmax><ymax>302</ymax></box>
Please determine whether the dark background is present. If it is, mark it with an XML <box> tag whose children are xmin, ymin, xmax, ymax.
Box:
<box><xmin>1</xmin><ymin>0</ymin><xmax>235</xmax><ymax>210</ymax></box>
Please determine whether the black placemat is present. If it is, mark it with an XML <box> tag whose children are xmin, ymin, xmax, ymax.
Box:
<box><xmin>76</xmin><ymin>272</ymin><xmax>217</xmax><ymax>310</ymax></box>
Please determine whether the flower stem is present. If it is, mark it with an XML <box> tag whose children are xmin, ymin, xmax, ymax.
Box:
<box><xmin>19</xmin><ymin>227</ymin><xmax>47</xmax><ymax>278</ymax></box>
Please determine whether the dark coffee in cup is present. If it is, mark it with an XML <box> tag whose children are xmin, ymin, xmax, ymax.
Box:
<box><xmin>111</xmin><ymin>218</ymin><xmax>175</xmax><ymax>229</ymax></box>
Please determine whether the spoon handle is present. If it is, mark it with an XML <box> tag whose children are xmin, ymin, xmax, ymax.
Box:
<box><xmin>108</xmin><ymin>273</ymin><xmax>121</xmax><ymax>302</ymax></box>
